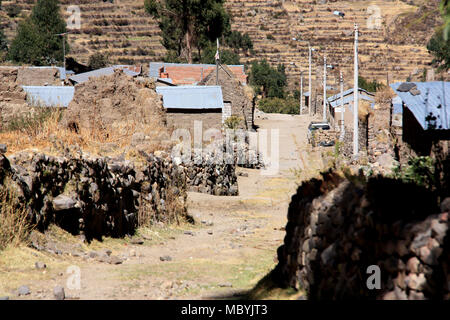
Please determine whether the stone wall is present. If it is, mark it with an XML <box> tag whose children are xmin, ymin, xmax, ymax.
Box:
<box><xmin>273</xmin><ymin>171</ymin><xmax>450</xmax><ymax>300</ymax></box>
<box><xmin>0</xmin><ymin>68</ymin><xmax>33</xmax><ymax>129</ymax></box>
<box><xmin>166</xmin><ymin>109</ymin><xmax>223</xmax><ymax>137</ymax></box>
<box><xmin>0</xmin><ymin>149</ymin><xmax>239</xmax><ymax>240</ymax></box>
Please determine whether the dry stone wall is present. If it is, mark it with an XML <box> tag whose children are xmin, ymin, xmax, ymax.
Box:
<box><xmin>0</xmin><ymin>149</ymin><xmax>239</xmax><ymax>240</ymax></box>
<box><xmin>274</xmin><ymin>171</ymin><xmax>450</xmax><ymax>300</ymax></box>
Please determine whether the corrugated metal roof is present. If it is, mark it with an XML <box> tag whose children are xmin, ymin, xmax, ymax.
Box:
<box><xmin>391</xmin><ymin>82</ymin><xmax>450</xmax><ymax>130</ymax></box>
<box><xmin>329</xmin><ymin>93</ymin><xmax>375</xmax><ymax>108</ymax></box>
<box><xmin>327</xmin><ymin>87</ymin><xmax>374</xmax><ymax>103</ymax></box>
<box><xmin>22</xmin><ymin>86</ymin><xmax>75</xmax><ymax>107</ymax></box>
<box><xmin>156</xmin><ymin>86</ymin><xmax>224</xmax><ymax>110</ymax></box>
<box><xmin>69</xmin><ymin>65</ymin><xmax>141</xmax><ymax>84</ymax></box>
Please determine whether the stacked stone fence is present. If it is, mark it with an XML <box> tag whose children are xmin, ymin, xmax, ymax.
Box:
<box><xmin>0</xmin><ymin>149</ymin><xmax>239</xmax><ymax>240</ymax></box>
<box><xmin>274</xmin><ymin>171</ymin><xmax>450</xmax><ymax>300</ymax></box>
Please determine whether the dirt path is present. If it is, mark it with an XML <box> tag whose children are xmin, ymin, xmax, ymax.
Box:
<box><xmin>0</xmin><ymin>113</ymin><xmax>325</xmax><ymax>300</ymax></box>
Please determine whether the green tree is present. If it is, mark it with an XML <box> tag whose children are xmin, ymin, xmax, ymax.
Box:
<box><xmin>200</xmin><ymin>43</ymin><xmax>240</xmax><ymax>65</ymax></box>
<box><xmin>88</xmin><ymin>52</ymin><xmax>110</xmax><ymax>70</ymax></box>
<box><xmin>145</xmin><ymin>0</ymin><xmax>231</xmax><ymax>63</ymax></box>
<box><xmin>224</xmin><ymin>31</ymin><xmax>253</xmax><ymax>53</ymax></box>
<box><xmin>249</xmin><ymin>60</ymin><xmax>287</xmax><ymax>98</ymax></box>
<box><xmin>0</xmin><ymin>29</ymin><xmax>7</xmax><ymax>52</ymax></box>
<box><xmin>358</xmin><ymin>76</ymin><xmax>384</xmax><ymax>92</ymax></box>
<box><xmin>427</xmin><ymin>1</ymin><xmax>450</xmax><ymax>70</ymax></box>
<box><xmin>8</xmin><ymin>0</ymin><xmax>68</xmax><ymax>65</ymax></box>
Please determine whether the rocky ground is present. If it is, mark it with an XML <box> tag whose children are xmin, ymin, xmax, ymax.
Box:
<box><xmin>0</xmin><ymin>112</ymin><xmax>325</xmax><ymax>300</ymax></box>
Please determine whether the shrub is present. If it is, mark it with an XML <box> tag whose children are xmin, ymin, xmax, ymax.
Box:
<box><xmin>258</xmin><ymin>97</ymin><xmax>299</xmax><ymax>114</ymax></box>
<box><xmin>391</xmin><ymin>156</ymin><xmax>435</xmax><ymax>189</ymax></box>
<box><xmin>88</xmin><ymin>52</ymin><xmax>110</xmax><ymax>69</ymax></box>
<box><xmin>6</xmin><ymin>4</ymin><xmax>21</xmax><ymax>17</ymax></box>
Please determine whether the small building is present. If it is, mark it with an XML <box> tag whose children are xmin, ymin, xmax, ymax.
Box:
<box><xmin>327</xmin><ymin>88</ymin><xmax>375</xmax><ymax>129</ymax></box>
<box><xmin>155</xmin><ymin>86</ymin><xmax>225</xmax><ymax>136</ymax></box>
<box><xmin>390</xmin><ymin>81</ymin><xmax>450</xmax><ymax>156</ymax></box>
<box><xmin>149</xmin><ymin>62</ymin><xmax>248</xmax><ymax>86</ymax></box>
<box><xmin>69</xmin><ymin>65</ymin><xmax>141</xmax><ymax>85</ymax></box>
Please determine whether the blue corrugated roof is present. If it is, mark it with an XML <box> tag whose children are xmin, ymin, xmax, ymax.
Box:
<box><xmin>69</xmin><ymin>65</ymin><xmax>140</xmax><ymax>84</ymax></box>
<box><xmin>391</xmin><ymin>82</ymin><xmax>450</xmax><ymax>130</ymax></box>
<box><xmin>149</xmin><ymin>62</ymin><xmax>245</xmax><ymax>78</ymax></box>
<box><xmin>329</xmin><ymin>93</ymin><xmax>375</xmax><ymax>108</ymax></box>
<box><xmin>156</xmin><ymin>86</ymin><xmax>224</xmax><ymax>109</ymax></box>
<box><xmin>22</xmin><ymin>86</ymin><xmax>75</xmax><ymax>107</ymax></box>
<box><xmin>327</xmin><ymin>87</ymin><xmax>374</xmax><ymax>103</ymax></box>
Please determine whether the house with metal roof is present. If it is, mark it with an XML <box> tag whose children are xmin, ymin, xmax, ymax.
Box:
<box><xmin>156</xmin><ymin>86</ymin><xmax>225</xmax><ymax>135</ymax></box>
<box><xmin>390</xmin><ymin>81</ymin><xmax>450</xmax><ymax>155</ymax></box>
<box><xmin>326</xmin><ymin>87</ymin><xmax>375</xmax><ymax>129</ymax></box>
<box><xmin>68</xmin><ymin>65</ymin><xmax>141</xmax><ymax>85</ymax></box>
<box><xmin>22</xmin><ymin>86</ymin><xmax>75</xmax><ymax>108</ymax></box>
<box><xmin>149</xmin><ymin>62</ymin><xmax>247</xmax><ymax>86</ymax></box>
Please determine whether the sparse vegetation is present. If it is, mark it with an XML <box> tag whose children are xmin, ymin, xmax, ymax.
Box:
<box><xmin>258</xmin><ymin>97</ymin><xmax>298</xmax><ymax>114</ymax></box>
<box><xmin>0</xmin><ymin>184</ymin><xmax>33</xmax><ymax>251</ymax></box>
<box><xmin>88</xmin><ymin>52</ymin><xmax>110</xmax><ymax>69</ymax></box>
<box><xmin>391</xmin><ymin>156</ymin><xmax>435</xmax><ymax>189</ymax></box>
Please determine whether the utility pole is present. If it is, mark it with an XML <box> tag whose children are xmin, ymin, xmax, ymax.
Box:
<box><xmin>215</xmin><ymin>38</ymin><xmax>220</xmax><ymax>85</ymax></box>
<box><xmin>323</xmin><ymin>56</ymin><xmax>327</xmax><ymax>122</ymax></box>
<box><xmin>353</xmin><ymin>23</ymin><xmax>359</xmax><ymax>157</ymax></box>
<box><xmin>300</xmin><ymin>71</ymin><xmax>303</xmax><ymax>115</ymax></box>
<box><xmin>309</xmin><ymin>44</ymin><xmax>312</xmax><ymax>116</ymax></box>
<box><xmin>55</xmin><ymin>32</ymin><xmax>68</xmax><ymax>76</ymax></box>
<box><xmin>339</xmin><ymin>71</ymin><xmax>345</xmax><ymax>141</ymax></box>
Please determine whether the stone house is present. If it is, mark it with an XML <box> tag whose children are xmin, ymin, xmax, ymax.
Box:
<box><xmin>198</xmin><ymin>64</ymin><xmax>255</xmax><ymax>131</ymax></box>
<box><xmin>390</xmin><ymin>82</ymin><xmax>450</xmax><ymax>157</ymax></box>
<box><xmin>155</xmin><ymin>85</ymin><xmax>225</xmax><ymax>136</ymax></box>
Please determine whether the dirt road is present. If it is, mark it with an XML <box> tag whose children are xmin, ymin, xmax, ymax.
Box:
<box><xmin>0</xmin><ymin>113</ymin><xmax>325</xmax><ymax>300</ymax></box>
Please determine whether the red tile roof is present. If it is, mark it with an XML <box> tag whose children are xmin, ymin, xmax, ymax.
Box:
<box><xmin>159</xmin><ymin>65</ymin><xmax>247</xmax><ymax>85</ymax></box>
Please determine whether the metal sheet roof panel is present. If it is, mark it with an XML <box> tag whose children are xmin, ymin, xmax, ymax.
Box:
<box><xmin>390</xmin><ymin>82</ymin><xmax>450</xmax><ymax>130</ymax></box>
<box><xmin>156</xmin><ymin>86</ymin><xmax>224</xmax><ymax>110</ymax></box>
<box><xmin>22</xmin><ymin>86</ymin><xmax>75</xmax><ymax>107</ymax></box>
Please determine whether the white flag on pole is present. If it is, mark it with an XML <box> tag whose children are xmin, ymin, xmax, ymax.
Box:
<box><xmin>215</xmin><ymin>38</ymin><xmax>220</xmax><ymax>61</ymax></box>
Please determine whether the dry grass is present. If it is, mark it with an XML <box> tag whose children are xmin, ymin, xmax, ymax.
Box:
<box><xmin>0</xmin><ymin>181</ymin><xmax>34</xmax><ymax>250</ymax></box>
<box><xmin>0</xmin><ymin>107</ymin><xmax>169</xmax><ymax>157</ymax></box>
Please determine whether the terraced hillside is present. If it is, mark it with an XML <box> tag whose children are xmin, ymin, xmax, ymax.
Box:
<box><xmin>0</xmin><ymin>0</ymin><xmax>443</xmax><ymax>89</ymax></box>
<box><xmin>225</xmin><ymin>0</ymin><xmax>442</xmax><ymax>89</ymax></box>
<box><xmin>0</xmin><ymin>0</ymin><xmax>166</xmax><ymax>65</ymax></box>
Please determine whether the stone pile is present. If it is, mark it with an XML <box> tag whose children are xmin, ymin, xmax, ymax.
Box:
<box><xmin>274</xmin><ymin>171</ymin><xmax>450</xmax><ymax>300</ymax></box>
<box><xmin>311</xmin><ymin>129</ymin><xmax>337</xmax><ymax>147</ymax></box>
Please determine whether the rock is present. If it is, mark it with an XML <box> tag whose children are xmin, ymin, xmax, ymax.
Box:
<box><xmin>376</xmin><ymin>153</ymin><xmax>396</xmax><ymax>171</ymax></box>
<box><xmin>409</xmin><ymin>88</ymin><xmax>421</xmax><ymax>96</ymax></box>
<box><xmin>397</xmin><ymin>83</ymin><xmax>417</xmax><ymax>92</ymax></box>
<box><xmin>104</xmin><ymin>249</ymin><xmax>112</xmax><ymax>257</ymax></box>
<box><xmin>35</xmin><ymin>262</ymin><xmax>46</xmax><ymax>270</ymax></box>
<box><xmin>0</xmin><ymin>144</ymin><xmax>7</xmax><ymax>154</ymax></box>
<box><xmin>406</xmin><ymin>273</ymin><xmax>426</xmax><ymax>291</ymax></box>
<box><xmin>419</xmin><ymin>246</ymin><xmax>438</xmax><ymax>266</ymax></box>
<box><xmin>406</xmin><ymin>257</ymin><xmax>420</xmax><ymax>273</ymax></box>
<box><xmin>431</xmin><ymin>219</ymin><xmax>447</xmax><ymax>242</ymax></box>
<box><xmin>394</xmin><ymin>286</ymin><xmax>408</xmax><ymax>300</ymax></box>
<box><xmin>52</xmin><ymin>195</ymin><xmax>77</xmax><ymax>211</ymax></box>
<box><xmin>160</xmin><ymin>255</ymin><xmax>172</xmax><ymax>262</ymax></box>
<box><xmin>441</xmin><ymin>197</ymin><xmax>450</xmax><ymax>212</ymax></box>
<box><xmin>408</xmin><ymin>290</ymin><xmax>425</xmax><ymax>300</ymax></box>
<box><xmin>130</xmin><ymin>238</ymin><xmax>144</xmax><ymax>245</ymax></box>
<box><xmin>109</xmin><ymin>256</ymin><xmax>123</xmax><ymax>265</ymax></box>
<box><xmin>207</xmin><ymin>231</ymin><xmax>213</xmax><ymax>235</ymax></box>
<box><xmin>320</xmin><ymin>243</ymin><xmax>336</xmax><ymax>265</ymax></box>
<box><xmin>218</xmin><ymin>283</ymin><xmax>233</xmax><ymax>288</ymax></box>
<box><xmin>17</xmin><ymin>285</ymin><xmax>30</xmax><ymax>296</ymax></box>
<box><xmin>184</xmin><ymin>231</ymin><xmax>194</xmax><ymax>236</ymax></box>
<box><xmin>88</xmin><ymin>251</ymin><xmax>99</xmax><ymax>259</ymax></box>
<box><xmin>53</xmin><ymin>286</ymin><xmax>65</xmax><ymax>300</ymax></box>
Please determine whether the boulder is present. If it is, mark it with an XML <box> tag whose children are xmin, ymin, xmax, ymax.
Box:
<box><xmin>52</xmin><ymin>195</ymin><xmax>78</xmax><ymax>211</ymax></box>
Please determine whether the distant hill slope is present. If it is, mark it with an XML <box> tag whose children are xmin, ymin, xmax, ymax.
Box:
<box><xmin>0</xmin><ymin>0</ymin><xmax>443</xmax><ymax>89</ymax></box>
